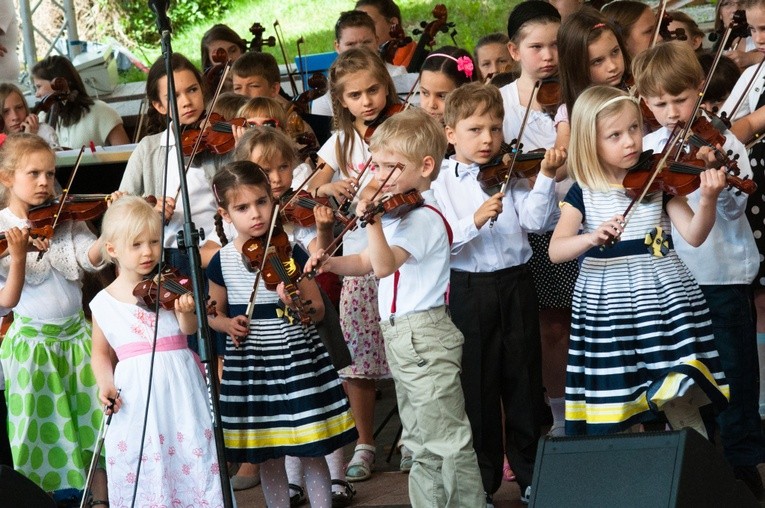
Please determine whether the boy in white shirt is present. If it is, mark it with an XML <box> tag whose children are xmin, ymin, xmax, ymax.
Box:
<box><xmin>635</xmin><ymin>41</ymin><xmax>765</xmax><ymax>498</ymax></box>
<box><xmin>433</xmin><ymin>81</ymin><xmax>565</xmax><ymax>503</ymax></box>
<box><xmin>305</xmin><ymin>108</ymin><xmax>484</xmax><ymax>507</ymax></box>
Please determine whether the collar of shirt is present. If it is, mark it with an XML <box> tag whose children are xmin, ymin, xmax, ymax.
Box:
<box><xmin>454</xmin><ymin>159</ymin><xmax>480</xmax><ymax>180</ymax></box>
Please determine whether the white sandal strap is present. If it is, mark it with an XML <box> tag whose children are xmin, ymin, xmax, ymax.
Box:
<box><xmin>353</xmin><ymin>443</ymin><xmax>377</xmax><ymax>454</ymax></box>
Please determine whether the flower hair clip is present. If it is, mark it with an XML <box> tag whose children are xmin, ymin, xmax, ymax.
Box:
<box><xmin>426</xmin><ymin>53</ymin><xmax>474</xmax><ymax>80</ymax></box>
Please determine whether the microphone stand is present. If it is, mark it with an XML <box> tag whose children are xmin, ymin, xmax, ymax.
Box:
<box><xmin>151</xmin><ymin>4</ymin><xmax>234</xmax><ymax>506</ymax></box>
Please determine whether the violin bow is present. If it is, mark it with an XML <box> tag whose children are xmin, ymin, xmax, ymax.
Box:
<box><xmin>36</xmin><ymin>145</ymin><xmax>86</xmax><ymax>261</ymax></box>
<box><xmin>489</xmin><ymin>80</ymin><xmax>541</xmax><ymax>228</ymax></box>
<box><xmin>650</xmin><ymin>0</ymin><xmax>668</xmax><ymax>48</ymax></box>
<box><xmin>244</xmin><ymin>202</ymin><xmax>281</xmax><ymax>323</ymax></box>
<box><xmin>274</xmin><ymin>20</ymin><xmax>299</xmax><ymax>97</ymax></box>
<box><xmin>298</xmin><ymin>163</ymin><xmax>404</xmax><ymax>282</ymax></box>
<box><xmin>296</xmin><ymin>36</ymin><xmax>308</xmax><ymax>92</ymax></box>
<box><xmin>724</xmin><ymin>51</ymin><xmax>765</xmax><ymax>124</ymax></box>
<box><xmin>173</xmin><ymin>62</ymin><xmax>233</xmax><ymax>204</ymax></box>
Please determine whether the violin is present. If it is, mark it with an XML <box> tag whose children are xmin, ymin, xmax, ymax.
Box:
<box><xmin>407</xmin><ymin>4</ymin><xmax>452</xmax><ymax>73</ymax></box>
<box><xmin>203</xmin><ymin>48</ymin><xmax>231</xmax><ymax>92</ymax></box>
<box><xmin>0</xmin><ymin>226</ymin><xmax>53</xmax><ymax>255</ymax></box>
<box><xmin>27</xmin><ymin>194</ymin><xmax>111</xmax><ymax>230</ymax></box>
<box><xmin>279</xmin><ymin>189</ymin><xmax>353</xmax><ymax>228</ymax></box>
<box><xmin>477</xmin><ymin>148</ymin><xmax>546</xmax><ymax>193</ymax></box>
<box><xmin>360</xmin><ymin>189</ymin><xmax>425</xmax><ymax>227</ymax></box>
<box><xmin>622</xmin><ymin>149</ymin><xmax>755</xmax><ymax>199</ymax></box>
<box><xmin>31</xmin><ymin>77</ymin><xmax>71</xmax><ymax>115</ymax></box>
<box><xmin>241</xmin><ymin>226</ymin><xmax>313</xmax><ymax>325</ymax></box>
<box><xmin>181</xmin><ymin>112</ymin><xmax>250</xmax><ymax>156</ymax></box>
<box><xmin>709</xmin><ymin>9</ymin><xmax>750</xmax><ymax>51</ymax></box>
<box><xmin>380</xmin><ymin>23</ymin><xmax>413</xmax><ymax>64</ymax></box>
<box><xmin>536</xmin><ymin>78</ymin><xmax>560</xmax><ymax>117</ymax></box>
<box><xmin>133</xmin><ymin>266</ymin><xmax>218</xmax><ymax>314</ymax></box>
<box><xmin>657</xmin><ymin>12</ymin><xmax>687</xmax><ymax>42</ymax></box>
<box><xmin>291</xmin><ymin>72</ymin><xmax>328</xmax><ymax>116</ymax></box>
<box><xmin>363</xmin><ymin>104</ymin><xmax>405</xmax><ymax>144</ymax></box>
<box><xmin>249</xmin><ymin>22</ymin><xmax>276</xmax><ymax>53</ymax></box>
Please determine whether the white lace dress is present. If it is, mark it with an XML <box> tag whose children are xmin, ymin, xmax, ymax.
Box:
<box><xmin>89</xmin><ymin>290</ymin><xmax>224</xmax><ymax>508</ymax></box>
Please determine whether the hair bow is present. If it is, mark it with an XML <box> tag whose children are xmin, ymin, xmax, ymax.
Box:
<box><xmin>456</xmin><ymin>56</ymin><xmax>474</xmax><ymax>79</ymax></box>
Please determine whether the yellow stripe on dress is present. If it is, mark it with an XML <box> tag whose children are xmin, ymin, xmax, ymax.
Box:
<box><xmin>223</xmin><ymin>411</ymin><xmax>356</xmax><ymax>449</ymax></box>
<box><xmin>566</xmin><ymin>393</ymin><xmax>650</xmax><ymax>423</ymax></box>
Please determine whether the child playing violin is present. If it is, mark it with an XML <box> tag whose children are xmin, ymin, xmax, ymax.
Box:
<box><xmin>206</xmin><ymin>160</ymin><xmax>356</xmax><ymax>508</ymax></box>
<box><xmin>635</xmin><ymin>41</ymin><xmax>765</xmax><ymax>498</ymax></box>
<box><xmin>31</xmin><ymin>56</ymin><xmax>129</xmax><ymax>148</ymax></box>
<box><xmin>90</xmin><ymin>196</ymin><xmax>224</xmax><ymax>506</ymax></box>
<box><xmin>306</xmin><ymin>108</ymin><xmax>486</xmax><ymax>508</ymax></box>
<box><xmin>433</xmin><ymin>82</ymin><xmax>565</xmax><ymax>504</ymax></box>
<box><xmin>0</xmin><ymin>83</ymin><xmax>57</xmax><ymax>146</ymax></box>
<box><xmin>0</xmin><ymin>133</ymin><xmax>122</xmax><ymax>500</ymax></box>
<box><xmin>549</xmin><ymin>85</ymin><xmax>730</xmax><ymax>438</ymax></box>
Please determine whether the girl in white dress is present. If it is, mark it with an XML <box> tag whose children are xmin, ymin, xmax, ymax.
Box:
<box><xmin>90</xmin><ymin>196</ymin><xmax>224</xmax><ymax>507</ymax></box>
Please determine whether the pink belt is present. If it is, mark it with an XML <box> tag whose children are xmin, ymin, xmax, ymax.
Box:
<box><xmin>114</xmin><ymin>335</ymin><xmax>205</xmax><ymax>377</ymax></box>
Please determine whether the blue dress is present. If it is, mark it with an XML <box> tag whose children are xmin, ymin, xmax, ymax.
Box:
<box><xmin>563</xmin><ymin>183</ymin><xmax>729</xmax><ymax>435</ymax></box>
<box><xmin>206</xmin><ymin>242</ymin><xmax>357</xmax><ymax>462</ymax></box>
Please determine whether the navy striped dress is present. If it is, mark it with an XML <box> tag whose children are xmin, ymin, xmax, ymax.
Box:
<box><xmin>206</xmin><ymin>243</ymin><xmax>357</xmax><ymax>462</ymax></box>
<box><xmin>563</xmin><ymin>184</ymin><xmax>729</xmax><ymax>436</ymax></box>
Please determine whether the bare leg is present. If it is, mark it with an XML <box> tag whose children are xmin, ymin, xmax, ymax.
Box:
<box><xmin>344</xmin><ymin>378</ymin><xmax>376</xmax><ymax>445</ymax></box>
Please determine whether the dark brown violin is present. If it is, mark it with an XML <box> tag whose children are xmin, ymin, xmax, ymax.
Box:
<box><xmin>657</xmin><ymin>11</ymin><xmax>687</xmax><ymax>42</ymax></box>
<box><xmin>31</xmin><ymin>77</ymin><xmax>71</xmax><ymax>115</ymax></box>
<box><xmin>203</xmin><ymin>48</ymin><xmax>230</xmax><ymax>92</ymax></box>
<box><xmin>249</xmin><ymin>22</ymin><xmax>276</xmax><ymax>53</ymax></box>
<box><xmin>241</xmin><ymin>226</ymin><xmax>313</xmax><ymax>325</ymax></box>
<box><xmin>363</xmin><ymin>103</ymin><xmax>405</xmax><ymax>144</ymax></box>
<box><xmin>360</xmin><ymin>189</ymin><xmax>425</xmax><ymax>227</ymax></box>
<box><xmin>380</xmin><ymin>24</ymin><xmax>413</xmax><ymax>64</ymax></box>
<box><xmin>407</xmin><ymin>4</ymin><xmax>451</xmax><ymax>73</ymax></box>
<box><xmin>291</xmin><ymin>72</ymin><xmax>328</xmax><ymax>116</ymax></box>
<box><xmin>536</xmin><ymin>78</ymin><xmax>560</xmax><ymax>117</ymax></box>
<box><xmin>27</xmin><ymin>194</ymin><xmax>111</xmax><ymax>229</ymax></box>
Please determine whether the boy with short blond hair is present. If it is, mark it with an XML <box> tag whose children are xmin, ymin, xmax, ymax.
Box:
<box><xmin>305</xmin><ymin>108</ymin><xmax>484</xmax><ymax>508</ymax></box>
<box><xmin>434</xmin><ymin>81</ymin><xmax>566</xmax><ymax>503</ymax></box>
<box><xmin>635</xmin><ymin>40</ymin><xmax>765</xmax><ymax>498</ymax></box>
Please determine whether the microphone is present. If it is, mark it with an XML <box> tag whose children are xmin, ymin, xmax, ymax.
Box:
<box><xmin>149</xmin><ymin>0</ymin><xmax>172</xmax><ymax>34</ymax></box>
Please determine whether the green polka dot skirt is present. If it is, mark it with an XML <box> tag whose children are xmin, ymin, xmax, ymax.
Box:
<box><xmin>0</xmin><ymin>312</ymin><xmax>102</xmax><ymax>492</ymax></box>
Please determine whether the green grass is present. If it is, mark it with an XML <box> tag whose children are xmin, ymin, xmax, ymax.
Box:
<box><xmin>128</xmin><ymin>0</ymin><xmax>519</xmax><ymax>81</ymax></box>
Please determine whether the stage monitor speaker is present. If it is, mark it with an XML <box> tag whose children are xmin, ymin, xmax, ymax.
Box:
<box><xmin>0</xmin><ymin>465</ymin><xmax>57</xmax><ymax>508</ymax></box>
<box><xmin>529</xmin><ymin>429</ymin><xmax>759</xmax><ymax>508</ymax></box>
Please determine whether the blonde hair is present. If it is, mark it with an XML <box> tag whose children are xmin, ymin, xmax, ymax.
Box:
<box><xmin>443</xmin><ymin>81</ymin><xmax>504</xmax><ymax>128</ymax></box>
<box><xmin>99</xmin><ymin>196</ymin><xmax>162</xmax><ymax>264</ymax></box>
<box><xmin>0</xmin><ymin>133</ymin><xmax>54</xmax><ymax>207</ymax></box>
<box><xmin>237</xmin><ymin>96</ymin><xmax>288</xmax><ymax>129</ymax></box>
<box><xmin>212</xmin><ymin>92</ymin><xmax>249</xmax><ymax>119</ymax></box>
<box><xmin>569</xmin><ymin>85</ymin><xmax>641</xmax><ymax>191</ymax></box>
<box><xmin>234</xmin><ymin>126</ymin><xmax>298</xmax><ymax>168</ymax></box>
<box><xmin>368</xmin><ymin>108</ymin><xmax>447</xmax><ymax>181</ymax></box>
<box><xmin>632</xmin><ymin>41</ymin><xmax>703</xmax><ymax>98</ymax></box>
<box><xmin>328</xmin><ymin>46</ymin><xmax>398</xmax><ymax>176</ymax></box>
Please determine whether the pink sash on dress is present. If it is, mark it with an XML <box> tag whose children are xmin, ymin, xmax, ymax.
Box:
<box><xmin>114</xmin><ymin>335</ymin><xmax>206</xmax><ymax>377</ymax></box>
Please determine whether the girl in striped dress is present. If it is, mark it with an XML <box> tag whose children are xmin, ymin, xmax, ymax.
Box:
<box><xmin>549</xmin><ymin>86</ymin><xmax>730</xmax><ymax>436</ymax></box>
<box><xmin>205</xmin><ymin>161</ymin><xmax>357</xmax><ymax>508</ymax></box>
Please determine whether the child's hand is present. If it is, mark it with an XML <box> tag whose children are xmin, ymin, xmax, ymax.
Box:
<box><xmin>154</xmin><ymin>197</ymin><xmax>175</xmax><ymax>221</ymax></box>
<box><xmin>106</xmin><ymin>191</ymin><xmax>126</xmax><ymax>206</ymax></box>
<box><xmin>698</xmin><ymin>168</ymin><xmax>727</xmax><ymax>200</ymax></box>
<box><xmin>5</xmin><ymin>227</ymin><xmax>29</xmax><ymax>260</ymax></box>
<box><xmin>355</xmin><ymin>198</ymin><xmax>376</xmax><ymax>221</ymax></box>
<box><xmin>29</xmin><ymin>234</ymin><xmax>49</xmax><ymax>253</ymax></box>
<box><xmin>99</xmin><ymin>385</ymin><xmax>122</xmax><ymax>415</ymax></box>
<box><xmin>318</xmin><ymin>178</ymin><xmax>358</xmax><ymax>201</ymax></box>
<box><xmin>275</xmin><ymin>281</ymin><xmax>301</xmax><ymax>308</ymax></box>
<box><xmin>314</xmin><ymin>205</ymin><xmax>335</xmax><ymax>232</ymax></box>
<box><xmin>21</xmin><ymin>114</ymin><xmax>39</xmax><ymax>135</ymax></box>
<box><xmin>591</xmin><ymin>215</ymin><xmax>624</xmax><ymax>246</ymax></box>
<box><xmin>304</xmin><ymin>249</ymin><xmax>331</xmax><ymax>275</ymax></box>
<box><xmin>226</xmin><ymin>315</ymin><xmax>250</xmax><ymax>348</ymax></box>
<box><xmin>540</xmin><ymin>147</ymin><xmax>568</xmax><ymax>178</ymax></box>
<box><xmin>232</xmin><ymin>124</ymin><xmax>247</xmax><ymax>145</ymax></box>
<box><xmin>174</xmin><ymin>293</ymin><xmax>195</xmax><ymax>314</ymax></box>
<box><xmin>695</xmin><ymin>145</ymin><xmax>723</xmax><ymax>169</ymax></box>
<box><xmin>474</xmin><ymin>192</ymin><xmax>504</xmax><ymax>229</ymax></box>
